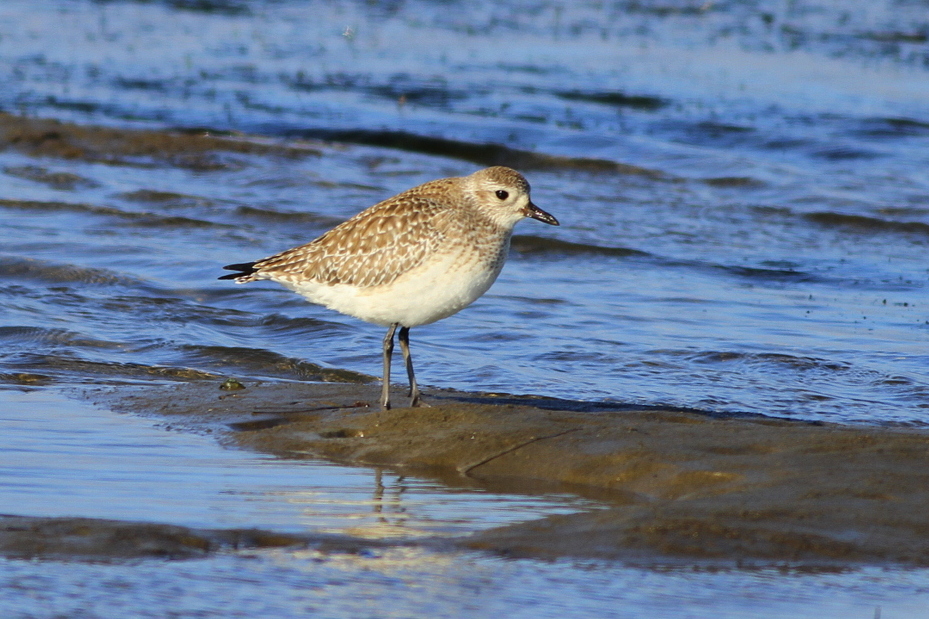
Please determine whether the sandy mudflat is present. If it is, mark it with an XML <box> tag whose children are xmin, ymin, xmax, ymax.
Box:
<box><xmin>0</xmin><ymin>111</ymin><xmax>321</xmax><ymax>168</ymax></box>
<box><xmin>62</xmin><ymin>380</ymin><xmax>928</xmax><ymax>567</ymax></box>
<box><xmin>0</xmin><ymin>514</ymin><xmax>410</xmax><ymax>560</ymax></box>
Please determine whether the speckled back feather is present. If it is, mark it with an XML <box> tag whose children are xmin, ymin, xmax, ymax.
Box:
<box><xmin>230</xmin><ymin>175</ymin><xmax>503</xmax><ymax>289</ymax></box>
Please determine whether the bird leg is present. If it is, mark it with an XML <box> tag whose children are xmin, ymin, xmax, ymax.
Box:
<box><xmin>397</xmin><ymin>326</ymin><xmax>422</xmax><ymax>407</ymax></box>
<box><xmin>381</xmin><ymin>323</ymin><xmax>398</xmax><ymax>410</ymax></box>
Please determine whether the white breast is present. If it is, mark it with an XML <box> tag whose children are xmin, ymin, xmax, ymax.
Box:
<box><xmin>278</xmin><ymin>239</ymin><xmax>510</xmax><ymax>327</ymax></box>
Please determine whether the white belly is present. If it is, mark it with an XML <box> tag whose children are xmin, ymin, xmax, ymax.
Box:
<box><xmin>278</xmin><ymin>245</ymin><xmax>506</xmax><ymax>327</ymax></box>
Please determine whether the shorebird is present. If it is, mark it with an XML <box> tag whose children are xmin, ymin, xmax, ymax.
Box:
<box><xmin>220</xmin><ymin>166</ymin><xmax>559</xmax><ymax>409</ymax></box>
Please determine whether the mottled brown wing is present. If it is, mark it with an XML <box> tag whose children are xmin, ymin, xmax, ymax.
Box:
<box><xmin>252</xmin><ymin>195</ymin><xmax>448</xmax><ymax>288</ymax></box>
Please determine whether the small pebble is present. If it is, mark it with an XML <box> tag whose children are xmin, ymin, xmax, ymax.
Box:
<box><xmin>220</xmin><ymin>378</ymin><xmax>246</xmax><ymax>391</ymax></box>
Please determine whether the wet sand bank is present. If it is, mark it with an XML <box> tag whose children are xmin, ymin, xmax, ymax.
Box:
<box><xmin>0</xmin><ymin>111</ymin><xmax>321</xmax><ymax>170</ymax></box>
<box><xmin>0</xmin><ymin>514</ymin><xmax>399</xmax><ymax>561</ymax></box>
<box><xmin>78</xmin><ymin>380</ymin><xmax>929</xmax><ymax>567</ymax></box>
<box><xmin>0</xmin><ymin>110</ymin><xmax>649</xmax><ymax>176</ymax></box>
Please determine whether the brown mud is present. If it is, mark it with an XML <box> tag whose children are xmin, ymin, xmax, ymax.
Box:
<box><xmin>76</xmin><ymin>380</ymin><xmax>929</xmax><ymax>567</ymax></box>
<box><xmin>0</xmin><ymin>111</ymin><xmax>321</xmax><ymax>170</ymax></box>
<box><xmin>0</xmin><ymin>111</ymin><xmax>657</xmax><ymax>176</ymax></box>
<box><xmin>0</xmin><ymin>514</ymin><xmax>420</xmax><ymax>561</ymax></box>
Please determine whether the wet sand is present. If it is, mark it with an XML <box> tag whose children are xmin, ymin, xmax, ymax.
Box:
<box><xmin>63</xmin><ymin>380</ymin><xmax>929</xmax><ymax>568</ymax></box>
<box><xmin>0</xmin><ymin>111</ymin><xmax>322</xmax><ymax>169</ymax></box>
<box><xmin>0</xmin><ymin>514</ymin><xmax>404</xmax><ymax>560</ymax></box>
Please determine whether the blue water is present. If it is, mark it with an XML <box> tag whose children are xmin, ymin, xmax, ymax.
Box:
<box><xmin>1</xmin><ymin>1</ymin><xmax>928</xmax><ymax>616</ymax></box>
<box><xmin>0</xmin><ymin>390</ymin><xmax>587</xmax><ymax>534</ymax></box>
<box><xmin>4</xmin><ymin>550</ymin><xmax>929</xmax><ymax>619</ymax></box>
<box><xmin>1</xmin><ymin>0</ymin><xmax>927</xmax><ymax>423</ymax></box>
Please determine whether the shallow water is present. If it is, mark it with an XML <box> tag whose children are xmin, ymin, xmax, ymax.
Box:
<box><xmin>4</xmin><ymin>550</ymin><xmax>929</xmax><ymax>619</ymax></box>
<box><xmin>0</xmin><ymin>0</ymin><xmax>928</xmax><ymax>616</ymax></box>
<box><xmin>0</xmin><ymin>0</ymin><xmax>927</xmax><ymax>423</ymax></box>
<box><xmin>0</xmin><ymin>390</ymin><xmax>587</xmax><ymax>535</ymax></box>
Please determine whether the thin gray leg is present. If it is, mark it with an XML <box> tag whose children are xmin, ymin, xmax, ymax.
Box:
<box><xmin>397</xmin><ymin>326</ymin><xmax>421</xmax><ymax>407</ymax></box>
<box><xmin>381</xmin><ymin>323</ymin><xmax>398</xmax><ymax>410</ymax></box>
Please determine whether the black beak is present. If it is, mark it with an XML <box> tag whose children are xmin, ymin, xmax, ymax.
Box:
<box><xmin>525</xmin><ymin>201</ymin><xmax>559</xmax><ymax>226</ymax></box>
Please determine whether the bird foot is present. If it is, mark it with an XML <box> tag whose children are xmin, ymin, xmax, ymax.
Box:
<box><xmin>410</xmin><ymin>395</ymin><xmax>431</xmax><ymax>408</ymax></box>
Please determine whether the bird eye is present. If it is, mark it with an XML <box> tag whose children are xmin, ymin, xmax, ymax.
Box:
<box><xmin>495</xmin><ymin>190</ymin><xmax>509</xmax><ymax>200</ymax></box>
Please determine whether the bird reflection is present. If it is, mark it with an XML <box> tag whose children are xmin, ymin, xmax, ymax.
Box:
<box><xmin>372</xmin><ymin>468</ymin><xmax>409</xmax><ymax>528</ymax></box>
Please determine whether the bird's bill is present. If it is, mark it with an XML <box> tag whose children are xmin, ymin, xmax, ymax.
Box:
<box><xmin>524</xmin><ymin>201</ymin><xmax>560</xmax><ymax>226</ymax></box>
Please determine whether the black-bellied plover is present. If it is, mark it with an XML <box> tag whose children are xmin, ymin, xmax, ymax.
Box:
<box><xmin>220</xmin><ymin>166</ymin><xmax>559</xmax><ymax>409</ymax></box>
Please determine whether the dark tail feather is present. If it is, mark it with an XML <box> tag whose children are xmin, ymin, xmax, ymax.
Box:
<box><xmin>219</xmin><ymin>261</ymin><xmax>258</xmax><ymax>280</ymax></box>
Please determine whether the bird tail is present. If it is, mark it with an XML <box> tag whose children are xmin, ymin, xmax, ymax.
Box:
<box><xmin>219</xmin><ymin>261</ymin><xmax>260</xmax><ymax>282</ymax></box>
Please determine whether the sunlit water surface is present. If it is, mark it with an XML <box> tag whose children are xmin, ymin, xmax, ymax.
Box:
<box><xmin>0</xmin><ymin>390</ymin><xmax>587</xmax><ymax>535</ymax></box>
<box><xmin>3</xmin><ymin>549</ymin><xmax>929</xmax><ymax>619</ymax></box>
<box><xmin>0</xmin><ymin>0</ymin><xmax>926</xmax><ymax>423</ymax></box>
<box><xmin>1</xmin><ymin>0</ymin><xmax>928</xmax><ymax>616</ymax></box>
